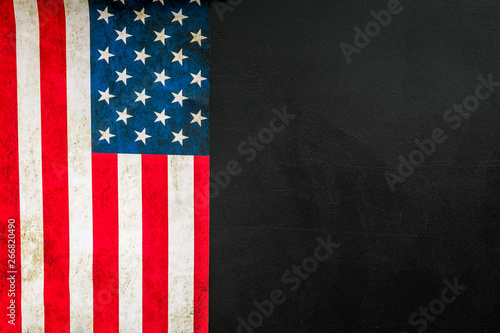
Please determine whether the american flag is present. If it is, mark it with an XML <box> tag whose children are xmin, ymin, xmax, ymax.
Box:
<box><xmin>0</xmin><ymin>0</ymin><xmax>209</xmax><ymax>332</ymax></box>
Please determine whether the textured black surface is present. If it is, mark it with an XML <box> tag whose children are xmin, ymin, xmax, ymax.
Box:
<box><xmin>210</xmin><ymin>0</ymin><xmax>500</xmax><ymax>332</ymax></box>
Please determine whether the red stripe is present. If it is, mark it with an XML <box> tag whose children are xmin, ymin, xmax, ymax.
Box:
<box><xmin>142</xmin><ymin>155</ymin><xmax>169</xmax><ymax>332</ymax></box>
<box><xmin>92</xmin><ymin>153</ymin><xmax>119</xmax><ymax>333</ymax></box>
<box><xmin>194</xmin><ymin>156</ymin><xmax>210</xmax><ymax>333</ymax></box>
<box><xmin>38</xmin><ymin>0</ymin><xmax>70</xmax><ymax>331</ymax></box>
<box><xmin>0</xmin><ymin>2</ymin><xmax>21</xmax><ymax>332</ymax></box>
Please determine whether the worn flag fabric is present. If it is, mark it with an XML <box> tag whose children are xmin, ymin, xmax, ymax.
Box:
<box><xmin>0</xmin><ymin>0</ymin><xmax>209</xmax><ymax>332</ymax></box>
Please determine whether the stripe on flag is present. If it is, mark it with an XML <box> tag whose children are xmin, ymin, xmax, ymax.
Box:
<box><xmin>142</xmin><ymin>155</ymin><xmax>169</xmax><ymax>332</ymax></box>
<box><xmin>194</xmin><ymin>155</ymin><xmax>210</xmax><ymax>332</ymax></box>
<box><xmin>92</xmin><ymin>153</ymin><xmax>119</xmax><ymax>332</ymax></box>
<box><xmin>65</xmin><ymin>0</ymin><xmax>94</xmax><ymax>331</ymax></box>
<box><xmin>168</xmin><ymin>155</ymin><xmax>195</xmax><ymax>332</ymax></box>
<box><xmin>118</xmin><ymin>154</ymin><xmax>143</xmax><ymax>332</ymax></box>
<box><xmin>14</xmin><ymin>0</ymin><xmax>45</xmax><ymax>330</ymax></box>
<box><xmin>39</xmin><ymin>0</ymin><xmax>71</xmax><ymax>329</ymax></box>
<box><xmin>0</xmin><ymin>0</ymin><xmax>21</xmax><ymax>332</ymax></box>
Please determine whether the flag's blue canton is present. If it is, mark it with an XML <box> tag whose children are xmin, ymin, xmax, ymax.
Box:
<box><xmin>89</xmin><ymin>0</ymin><xmax>209</xmax><ymax>156</ymax></box>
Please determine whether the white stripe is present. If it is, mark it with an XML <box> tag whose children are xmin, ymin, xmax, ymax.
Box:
<box><xmin>168</xmin><ymin>155</ymin><xmax>195</xmax><ymax>333</ymax></box>
<box><xmin>65</xmin><ymin>1</ymin><xmax>93</xmax><ymax>331</ymax></box>
<box><xmin>118</xmin><ymin>154</ymin><xmax>143</xmax><ymax>333</ymax></box>
<box><xmin>13</xmin><ymin>0</ymin><xmax>45</xmax><ymax>331</ymax></box>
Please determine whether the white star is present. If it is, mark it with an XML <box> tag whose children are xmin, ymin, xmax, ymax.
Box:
<box><xmin>190</xmin><ymin>110</ymin><xmax>207</xmax><ymax>126</ymax></box>
<box><xmin>172</xmin><ymin>129</ymin><xmax>188</xmax><ymax>146</ymax></box>
<box><xmin>134</xmin><ymin>48</ymin><xmax>151</xmax><ymax>64</ymax></box>
<box><xmin>134</xmin><ymin>89</ymin><xmax>151</xmax><ymax>105</ymax></box>
<box><xmin>190</xmin><ymin>0</ymin><xmax>201</xmax><ymax>5</ymax></box>
<box><xmin>97</xmin><ymin>7</ymin><xmax>114</xmax><ymax>23</ymax></box>
<box><xmin>99</xmin><ymin>127</ymin><xmax>116</xmax><ymax>144</ymax></box>
<box><xmin>134</xmin><ymin>8</ymin><xmax>151</xmax><ymax>25</ymax></box>
<box><xmin>190</xmin><ymin>70</ymin><xmax>207</xmax><ymax>87</ymax></box>
<box><xmin>171</xmin><ymin>90</ymin><xmax>188</xmax><ymax>106</ymax></box>
<box><xmin>116</xmin><ymin>68</ymin><xmax>132</xmax><ymax>85</ymax></box>
<box><xmin>98</xmin><ymin>88</ymin><xmax>115</xmax><ymax>104</ymax></box>
<box><xmin>113</xmin><ymin>0</ymin><xmax>125</xmax><ymax>5</ymax></box>
<box><xmin>171</xmin><ymin>48</ymin><xmax>188</xmax><ymax>66</ymax></box>
<box><xmin>135</xmin><ymin>128</ymin><xmax>151</xmax><ymax>145</ymax></box>
<box><xmin>116</xmin><ymin>108</ymin><xmax>133</xmax><ymax>125</ymax></box>
<box><xmin>190</xmin><ymin>29</ymin><xmax>207</xmax><ymax>46</ymax></box>
<box><xmin>154</xmin><ymin>109</ymin><xmax>171</xmax><ymax>126</ymax></box>
<box><xmin>98</xmin><ymin>47</ymin><xmax>114</xmax><ymax>64</ymax></box>
<box><xmin>154</xmin><ymin>28</ymin><xmax>171</xmax><ymax>45</ymax></box>
<box><xmin>153</xmin><ymin>0</ymin><xmax>164</xmax><ymax>4</ymax></box>
<box><xmin>115</xmin><ymin>27</ymin><xmax>132</xmax><ymax>44</ymax></box>
<box><xmin>171</xmin><ymin>9</ymin><xmax>188</xmax><ymax>25</ymax></box>
<box><xmin>154</xmin><ymin>70</ymin><xmax>170</xmax><ymax>86</ymax></box>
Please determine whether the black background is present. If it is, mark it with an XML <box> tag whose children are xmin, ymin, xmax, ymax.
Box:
<box><xmin>210</xmin><ymin>0</ymin><xmax>500</xmax><ymax>332</ymax></box>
